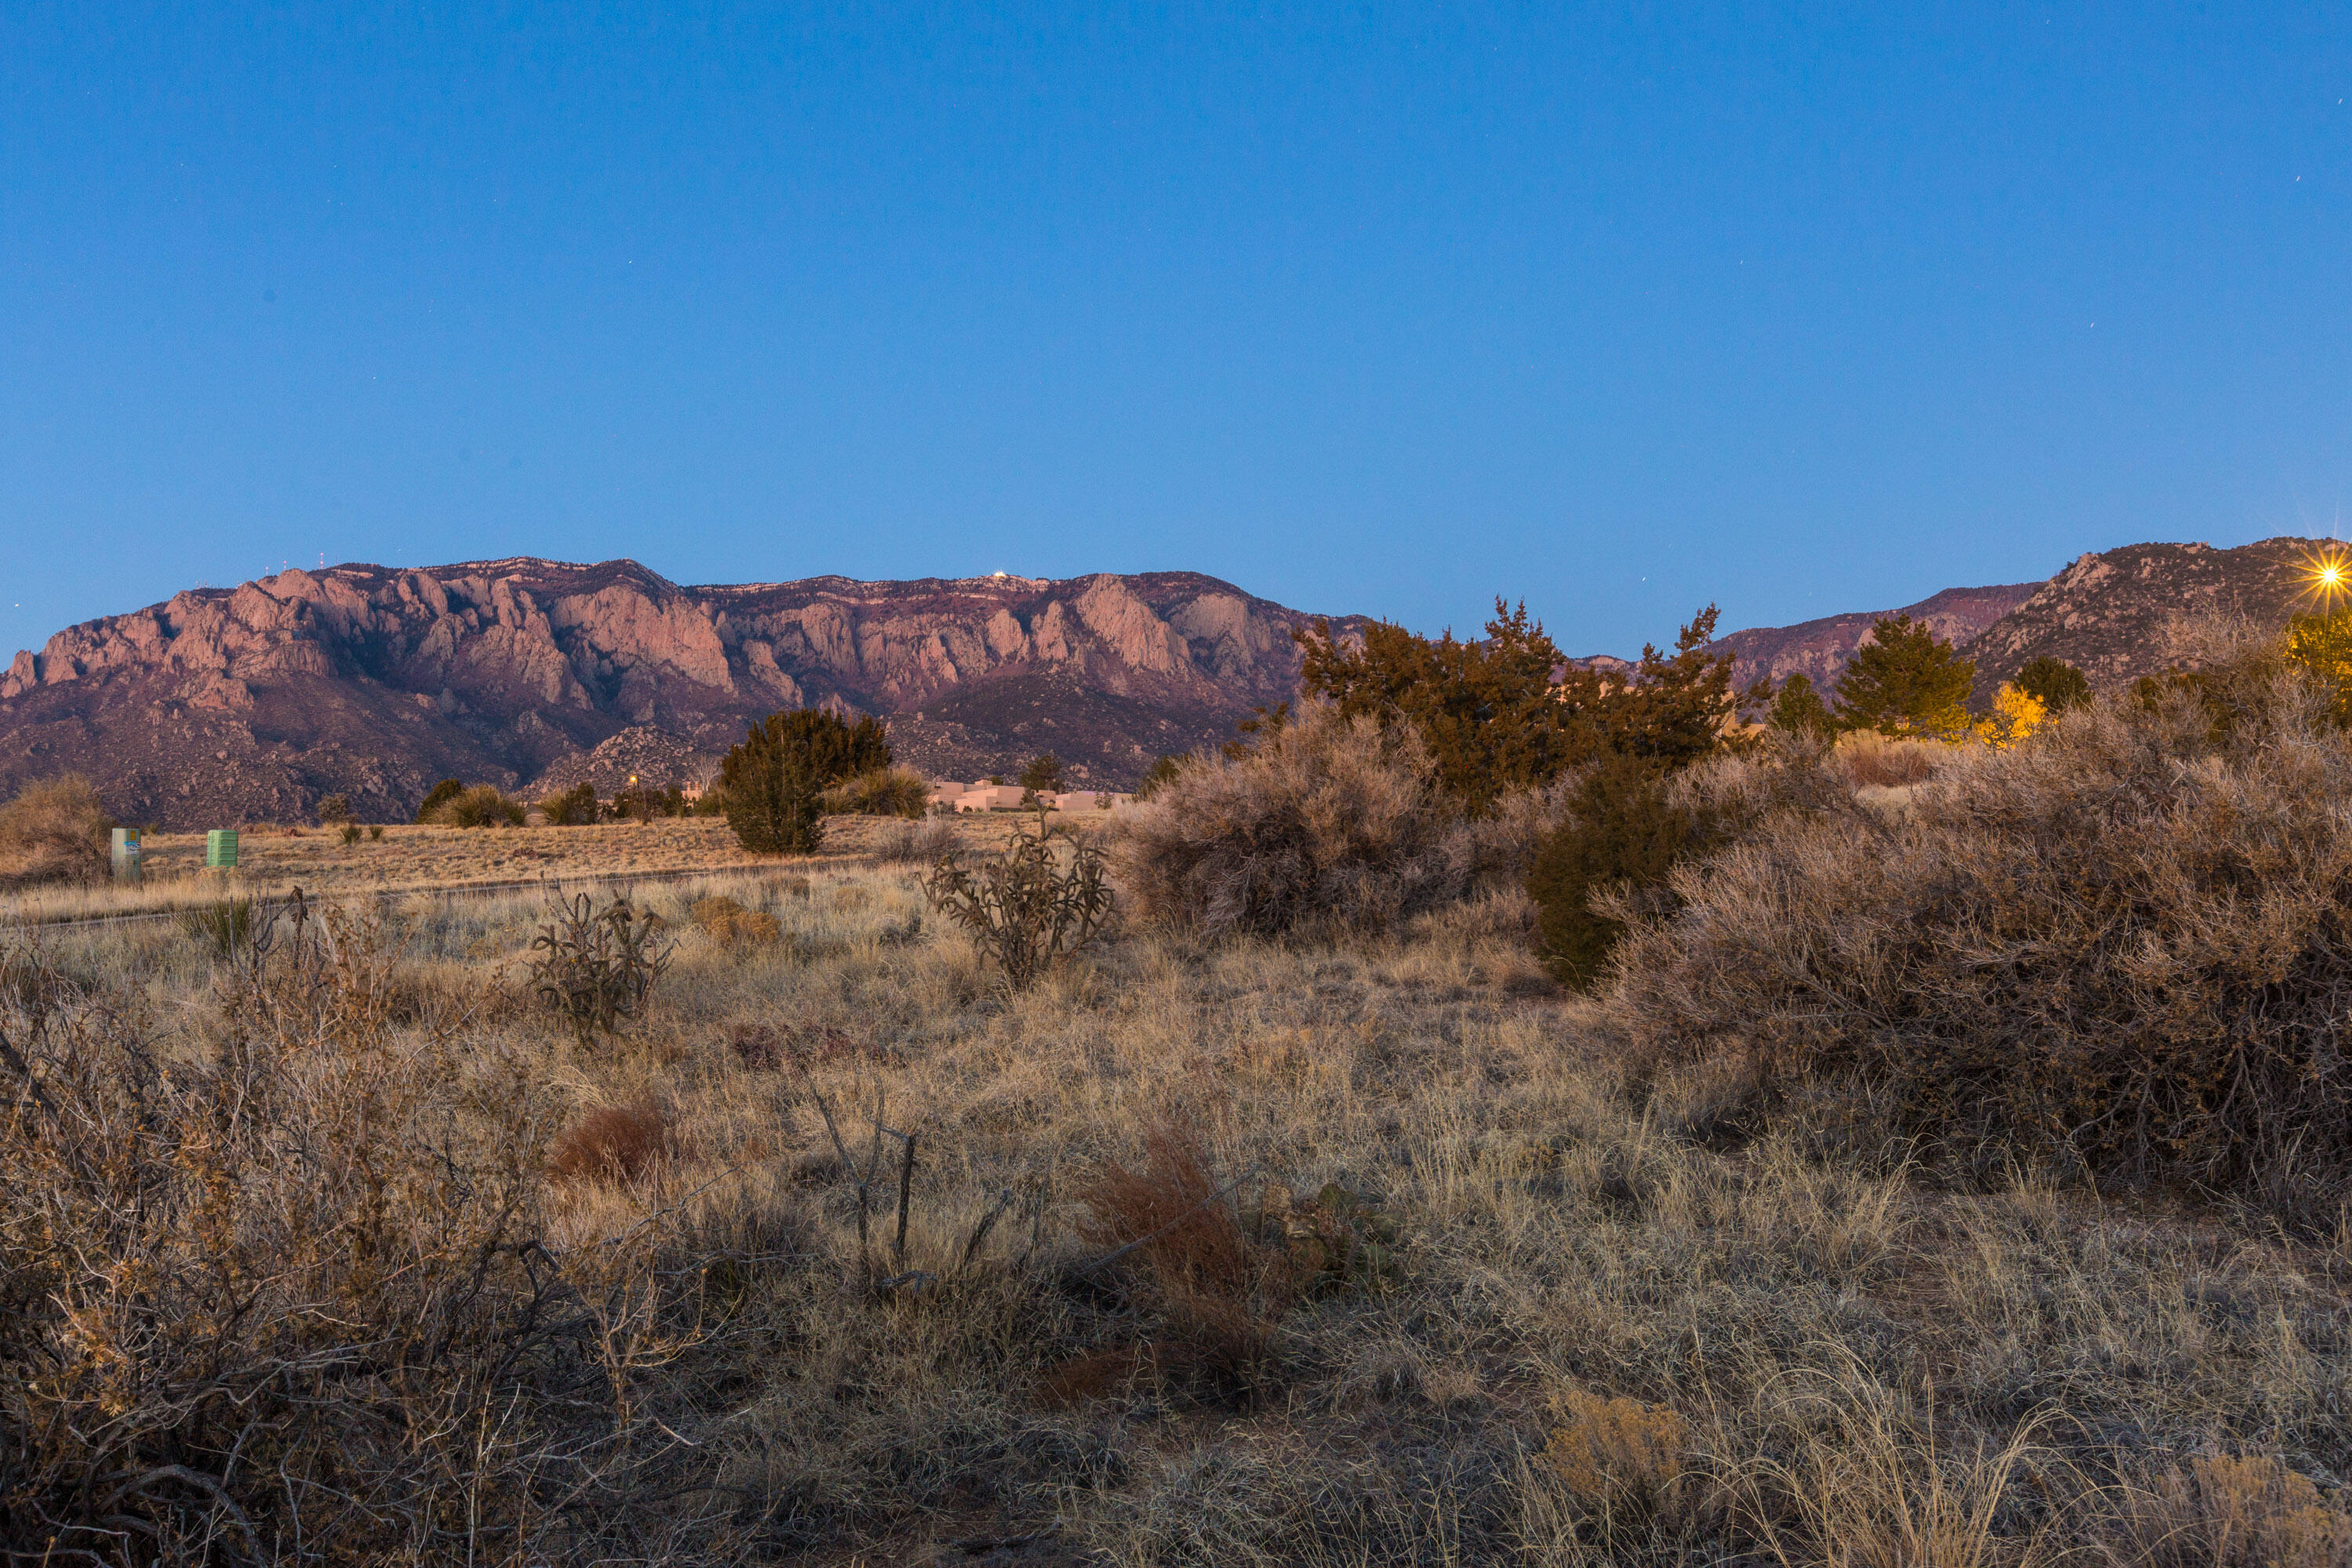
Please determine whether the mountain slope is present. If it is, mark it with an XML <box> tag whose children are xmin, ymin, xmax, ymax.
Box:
<box><xmin>1962</xmin><ymin>537</ymin><xmax>2335</xmax><ymax>701</ymax></box>
<box><xmin>1708</xmin><ymin>582</ymin><xmax>2042</xmax><ymax>695</ymax></box>
<box><xmin>0</xmin><ymin>560</ymin><xmax>1362</xmax><ymax>826</ymax></box>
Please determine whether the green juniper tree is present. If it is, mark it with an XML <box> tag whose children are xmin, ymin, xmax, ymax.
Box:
<box><xmin>1295</xmin><ymin>601</ymin><xmax>1733</xmax><ymax>813</ymax></box>
<box><xmin>415</xmin><ymin>779</ymin><xmax>465</xmax><ymax>823</ymax></box>
<box><xmin>1135</xmin><ymin>754</ymin><xmax>1186</xmax><ymax>800</ymax></box>
<box><xmin>1832</xmin><ymin>615</ymin><xmax>1976</xmax><ymax>737</ymax></box>
<box><xmin>2013</xmin><ymin>655</ymin><xmax>2092</xmax><ymax>713</ymax></box>
<box><xmin>1017</xmin><ymin>753</ymin><xmax>1064</xmax><ymax>800</ymax></box>
<box><xmin>1765</xmin><ymin>672</ymin><xmax>1835</xmax><ymax>739</ymax></box>
<box><xmin>720</xmin><ymin>710</ymin><xmax>891</xmax><ymax>855</ymax></box>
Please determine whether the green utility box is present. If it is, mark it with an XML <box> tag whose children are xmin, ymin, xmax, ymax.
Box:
<box><xmin>205</xmin><ymin>829</ymin><xmax>241</xmax><ymax>869</ymax></box>
<box><xmin>110</xmin><ymin>827</ymin><xmax>142</xmax><ymax>884</ymax></box>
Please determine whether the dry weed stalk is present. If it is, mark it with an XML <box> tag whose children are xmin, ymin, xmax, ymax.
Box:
<box><xmin>1739</xmin><ymin>1370</ymin><xmax>2053</xmax><ymax>1568</ymax></box>
<box><xmin>792</xmin><ymin>1066</ymin><xmax>1014</xmax><ymax>1296</ymax></box>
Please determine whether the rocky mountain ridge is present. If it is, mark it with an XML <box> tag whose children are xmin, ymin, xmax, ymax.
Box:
<box><xmin>5</xmin><ymin>537</ymin><xmax>2336</xmax><ymax>827</ymax></box>
<box><xmin>1959</xmin><ymin>537</ymin><xmax>2335</xmax><ymax>702</ymax></box>
<box><xmin>1708</xmin><ymin>583</ymin><xmax>2042</xmax><ymax>695</ymax></box>
<box><xmin>0</xmin><ymin>560</ymin><xmax>1362</xmax><ymax>827</ymax></box>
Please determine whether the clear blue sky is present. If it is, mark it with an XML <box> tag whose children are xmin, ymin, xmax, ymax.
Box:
<box><xmin>5</xmin><ymin>4</ymin><xmax>2348</xmax><ymax>657</ymax></box>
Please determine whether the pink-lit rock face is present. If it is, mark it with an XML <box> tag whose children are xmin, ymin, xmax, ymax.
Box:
<box><xmin>0</xmin><ymin>559</ymin><xmax>1366</xmax><ymax>826</ymax></box>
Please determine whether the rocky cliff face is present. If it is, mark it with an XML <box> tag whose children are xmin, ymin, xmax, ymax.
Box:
<box><xmin>1709</xmin><ymin>582</ymin><xmax>2042</xmax><ymax>696</ymax></box>
<box><xmin>1960</xmin><ymin>537</ymin><xmax>2334</xmax><ymax>702</ymax></box>
<box><xmin>0</xmin><ymin>560</ymin><xmax>1360</xmax><ymax>827</ymax></box>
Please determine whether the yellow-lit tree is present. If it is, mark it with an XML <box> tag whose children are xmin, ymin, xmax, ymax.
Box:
<box><xmin>1974</xmin><ymin>682</ymin><xmax>2047</xmax><ymax>748</ymax></box>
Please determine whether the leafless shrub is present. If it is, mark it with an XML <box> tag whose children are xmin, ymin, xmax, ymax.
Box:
<box><xmin>0</xmin><ymin>906</ymin><xmax>715</xmax><ymax>1560</ymax></box>
<box><xmin>1109</xmin><ymin>701</ymin><xmax>1544</xmax><ymax>940</ymax></box>
<box><xmin>1608</xmin><ymin>668</ymin><xmax>2352</xmax><ymax>1220</ymax></box>
<box><xmin>0</xmin><ymin>775</ymin><xmax>111</xmax><ymax>888</ymax></box>
<box><xmin>923</xmin><ymin>806</ymin><xmax>1116</xmax><ymax>989</ymax></box>
<box><xmin>528</xmin><ymin>891</ymin><xmax>675</xmax><ymax>1046</ymax></box>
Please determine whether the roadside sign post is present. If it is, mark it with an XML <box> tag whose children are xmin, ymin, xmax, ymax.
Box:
<box><xmin>110</xmin><ymin>827</ymin><xmax>142</xmax><ymax>884</ymax></box>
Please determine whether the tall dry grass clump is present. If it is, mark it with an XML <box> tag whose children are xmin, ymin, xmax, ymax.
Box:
<box><xmin>0</xmin><ymin>902</ymin><xmax>715</xmax><ymax>1559</ymax></box>
<box><xmin>818</xmin><ymin>765</ymin><xmax>930</xmax><ymax>818</ymax></box>
<box><xmin>1109</xmin><ymin>701</ymin><xmax>1540</xmax><ymax>938</ymax></box>
<box><xmin>0</xmin><ymin>775</ymin><xmax>112</xmax><ymax>888</ymax></box>
<box><xmin>2097</xmin><ymin>1453</ymin><xmax>2352</xmax><ymax>1567</ymax></box>
<box><xmin>876</xmin><ymin>815</ymin><xmax>958</xmax><ymax>864</ymax></box>
<box><xmin>1608</xmin><ymin>663</ymin><xmax>2352</xmax><ymax>1220</ymax></box>
<box><xmin>420</xmin><ymin>782</ymin><xmax>525</xmax><ymax>828</ymax></box>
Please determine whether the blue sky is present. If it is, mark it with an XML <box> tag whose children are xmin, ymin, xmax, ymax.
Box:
<box><xmin>4</xmin><ymin>4</ymin><xmax>2348</xmax><ymax>656</ymax></box>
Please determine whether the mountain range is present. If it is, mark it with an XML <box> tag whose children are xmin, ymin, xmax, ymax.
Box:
<box><xmin>0</xmin><ymin>561</ymin><xmax>1363</xmax><ymax>827</ymax></box>
<box><xmin>2</xmin><ymin>536</ymin><xmax>2337</xmax><ymax>826</ymax></box>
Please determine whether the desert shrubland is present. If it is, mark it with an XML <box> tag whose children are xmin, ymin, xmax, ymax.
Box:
<box><xmin>0</xmin><ymin>902</ymin><xmax>725</xmax><ymax>1562</ymax></box>
<box><xmin>1607</xmin><ymin>662</ymin><xmax>2352</xmax><ymax>1223</ymax></box>
<box><xmin>1</xmin><ymin>666</ymin><xmax>2347</xmax><ymax>1561</ymax></box>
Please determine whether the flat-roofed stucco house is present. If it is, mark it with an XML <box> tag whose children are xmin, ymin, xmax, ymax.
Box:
<box><xmin>923</xmin><ymin>782</ymin><xmax>1134</xmax><ymax>813</ymax></box>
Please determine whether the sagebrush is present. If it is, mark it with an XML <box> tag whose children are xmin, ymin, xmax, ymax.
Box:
<box><xmin>1607</xmin><ymin>665</ymin><xmax>2352</xmax><ymax>1220</ymax></box>
<box><xmin>1109</xmin><ymin>700</ymin><xmax>1546</xmax><ymax>938</ymax></box>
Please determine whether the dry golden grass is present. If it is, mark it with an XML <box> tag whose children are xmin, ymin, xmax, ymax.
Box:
<box><xmin>4</xmin><ymin>838</ymin><xmax>2346</xmax><ymax>1561</ymax></box>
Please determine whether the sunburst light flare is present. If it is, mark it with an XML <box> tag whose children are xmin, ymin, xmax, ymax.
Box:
<box><xmin>2300</xmin><ymin>546</ymin><xmax>2350</xmax><ymax>611</ymax></box>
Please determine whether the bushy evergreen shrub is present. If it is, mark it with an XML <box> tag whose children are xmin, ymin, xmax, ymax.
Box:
<box><xmin>1765</xmin><ymin>672</ymin><xmax>1835</xmax><ymax>739</ymax></box>
<box><xmin>2014</xmin><ymin>655</ymin><xmax>2093</xmax><ymax>713</ymax></box>
<box><xmin>819</xmin><ymin>766</ymin><xmax>930</xmax><ymax>818</ymax></box>
<box><xmin>414</xmin><ymin>778</ymin><xmax>465</xmax><ymax>823</ymax></box>
<box><xmin>539</xmin><ymin>781</ymin><xmax>599</xmax><ymax>826</ymax></box>
<box><xmin>720</xmin><ymin>709</ymin><xmax>889</xmax><ymax>854</ymax></box>
<box><xmin>423</xmin><ymin>784</ymin><xmax>525</xmax><ymax>828</ymax></box>
<box><xmin>1136</xmin><ymin>753</ymin><xmax>1187</xmax><ymax>800</ymax></box>
<box><xmin>1296</xmin><ymin>601</ymin><xmax>1737</xmax><ymax>814</ymax></box>
<box><xmin>1526</xmin><ymin>753</ymin><xmax>1739</xmax><ymax>989</ymax></box>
